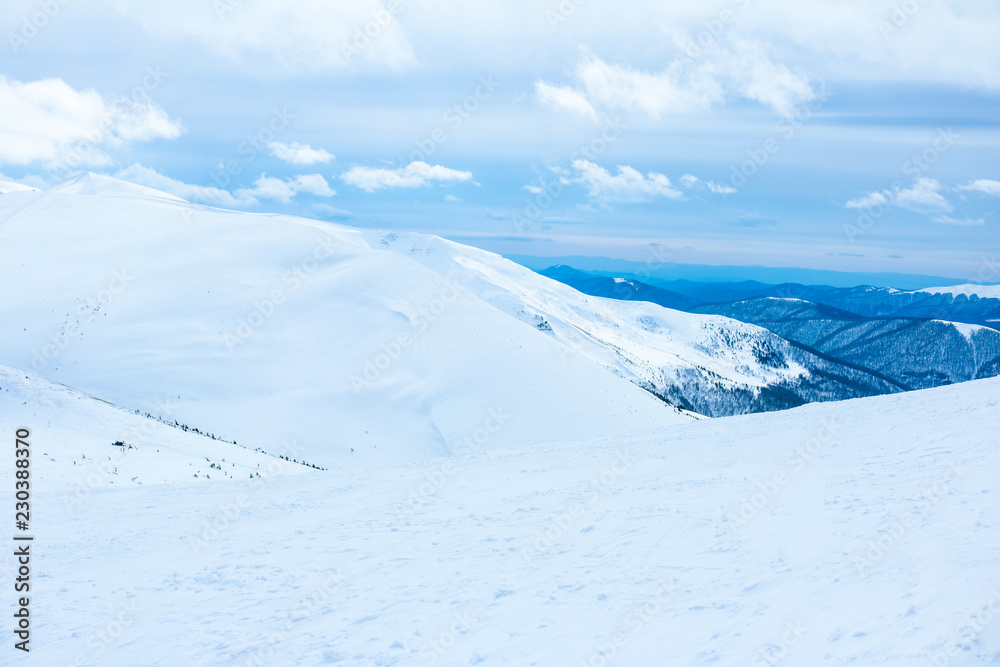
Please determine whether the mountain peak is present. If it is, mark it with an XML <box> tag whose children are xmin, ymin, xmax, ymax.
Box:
<box><xmin>45</xmin><ymin>172</ymin><xmax>185</xmax><ymax>202</ymax></box>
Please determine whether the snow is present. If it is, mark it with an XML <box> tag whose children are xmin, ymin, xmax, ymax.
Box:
<box><xmin>916</xmin><ymin>284</ymin><xmax>1000</xmax><ymax>299</ymax></box>
<box><xmin>0</xmin><ymin>175</ymin><xmax>810</xmax><ymax>468</ymax></box>
<box><xmin>2</xmin><ymin>174</ymin><xmax>996</xmax><ymax>665</ymax></box>
<box><xmin>0</xmin><ymin>178</ymin><xmax>698</xmax><ymax>468</ymax></box>
<box><xmin>0</xmin><ymin>365</ymin><xmax>314</xmax><ymax>490</ymax></box>
<box><xmin>3</xmin><ymin>371</ymin><xmax>997</xmax><ymax>665</ymax></box>
<box><xmin>0</xmin><ymin>180</ymin><xmax>40</xmax><ymax>194</ymax></box>
<box><xmin>46</xmin><ymin>171</ymin><xmax>187</xmax><ymax>202</ymax></box>
<box><xmin>933</xmin><ymin>320</ymin><xmax>986</xmax><ymax>341</ymax></box>
<box><xmin>372</xmin><ymin>230</ymin><xmax>809</xmax><ymax>393</ymax></box>
<box><xmin>762</xmin><ymin>296</ymin><xmax>810</xmax><ymax>303</ymax></box>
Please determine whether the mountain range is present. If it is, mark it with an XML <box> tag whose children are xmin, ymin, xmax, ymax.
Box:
<box><xmin>2</xmin><ymin>174</ymin><xmax>997</xmax><ymax>665</ymax></box>
<box><xmin>540</xmin><ymin>265</ymin><xmax>1000</xmax><ymax>395</ymax></box>
<box><xmin>0</xmin><ymin>173</ymin><xmax>921</xmax><ymax>467</ymax></box>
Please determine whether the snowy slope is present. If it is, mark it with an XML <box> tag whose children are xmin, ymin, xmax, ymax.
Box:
<box><xmin>2</xmin><ymin>175</ymin><xmax>904</xmax><ymax>458</ymax></box>
<box><xmin>0</xmin><ymin>180</ymin><xmax>40</xmax><ymax>194</ymax></box>
<box><xmin>10</xmin><ymin>377</ymin><xmax>998</xmax><ymax>665</ymax></box>
<box><xmin>374</xmin><ymin>232</ymin><xmax>919</xmax><ymax>415</ymax></box>
<box><xmin>933</xmin><ymin>319</ymin><xmax>992</xmax><ymax>341</ymax></box>
<box><xmin>917</xmin><ymin>284</ymin><xmax>1000</xmax><ymax>299</ymax></box>
<box><xmin>694</xmin><ymin>297</ymin><xmax>1000</xmax><ymax>390</ymax></box>
<box><xmin>0</xmin><ymin>174</ymin><xmax>697</xmax><ymax>467</ymax></box>
<box><xmin>0</xmin><ymin>365</ymin><xmax>314</xmax><ymax>492</ymax></box>
<box><xmin>370</xmin><ymin>231</ymin><xmax>813</xmax><ymax>393</ymax></box>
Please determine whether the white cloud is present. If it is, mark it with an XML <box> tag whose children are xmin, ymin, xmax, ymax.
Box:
<box><xmin>845</xmin><ymin>179</ymin><xmax>951</xmax><ymax>213</ymax></box>
<box><xmin>291</xmin><ymin>173</ymin><xmax>336</xmax><ymax>197</ymax></box>
<box><xmin>559</xmin><ymin>55</ymin><xmax>722</xmax><ymax>119</ymax></box>
<box><xmin>893</xmin><ymin>178</ymin><xmax>951</xmax><ymax>212</ymax></box>
<box><xmin>536</xmin><ymin>43</ymin><xmax>815</xmax><ymax>121</ymax></box>
<box><xmin>534</xmin><ymin>82</ymin><xmax>599</xmax><ymax>123</ymax></box>
<box><xmin>679</xmin><ymin>174</ymin><xmax>737</xmax><ymax>195</ymax></box>
<box><xmin>115</xmin><ymin>163</ymin><xmax>253</xmax><ymax>207</ymax></box>
<box><xmin>729</xmin><ymin>40</ymin><xmax>817</xmax><ymax>118</ymax></box>
<box><xmin>235</xmin><ymin>173</ymin><xmax>336</xmax><ymax>203</ymax></box>
<box><xmin>444</xmin><ymin>194</ymin><xmax>463</xmax><ymax>202</ymax></box>
<box><xmin>707</xmin><ymin>182</ymin><xmax>738</xmax><ymax>195</ymax></box>
<box><xmin>4</xmin><ymin>1</ymin><xmax>1000</xmax><ymax>88</ymax></box>
<box><xmin>98</xmin><ymin>0</ymin><xmax>415</xmax><ymax>71</ymax></box>
<box><xmin>115</xmin><ymin>165</ymin><xmax>335</xmax><ymax>207</ymax></box>
<box><xmin>568</xmin><ymin>160</ymin><xmax>684</xmax><ymax>203</ymax></box>
<box><xmin>312</xmin><ymin>204</ymin><xmax>354</xmax><ymax>220</ymax></box>
<box><xmin>932</xmin><ymin>215</ymin><xmax>985</xmax><ymax>226</ymax></box>
<box><xmin>845</xmin><ymin>191</ymin><xmax>891</xmax><ymax>209</ymax></box>
<box><xmin>0</xmin><ymin>76</ymin><xmax>183</xmax><ymax>168</ymax></box>
<box><xmin>240</xmin><ymin>175</ymin><xmax>296</xmax><ymax>203</ymax></box>
<box><xmin>958</xmin><ymin>179</ymin><xmax>1000</xmax><ymax>197</ymax></box>
<box><xmin>268</xmin><ymin>141</ymin><xmax>335</xmax><ymax>165</ymax></box>
<box><xmin>341</xmin><ymin>161</ymin><xmax>474</xmax><ymax>192</ymax></box>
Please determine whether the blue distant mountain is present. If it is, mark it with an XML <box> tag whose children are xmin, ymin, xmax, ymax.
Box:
<box><xmin>538</xmin><ymin>264</ymin><xmax>1000</xmax><ymax>393</ymax></box>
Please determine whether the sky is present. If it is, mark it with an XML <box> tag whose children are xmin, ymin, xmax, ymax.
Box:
<box><xmin>0</xmin><ymin>0</ymin><xmax>998</xmax><ymax>282</ymax></box>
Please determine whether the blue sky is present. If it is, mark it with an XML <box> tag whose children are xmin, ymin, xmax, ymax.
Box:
<box><xmin>1</xmin><ymin>0</ymin><xmax>998</xmax><ymax>281</ymax></box>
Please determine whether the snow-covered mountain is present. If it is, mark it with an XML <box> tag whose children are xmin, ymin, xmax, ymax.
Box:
<box><xmin>3</xmin><ymin>173</ymin><xmax>695</xmax><ymax>467</ymax></box>
<box><xmin>0</xmin><ymin>365</ymin><xmax>315</xmax><ymax>491</ymax></box>
<box><xmin>6</xmin><ymin>366</ymin><xmax>997</xmax><ymax>665</ymax></box>
<box><xmin>3</xmin><ymin>174</ymin><xmax>996</xmax><ymax>665</ymax></box>
<box><xmin>0</xmin><ymin>179</ymin><xmax>40</xmax><ymax>194</ymax></box>
<box><xmin>1</xmin><ymin>173</ymin><xmax>896</xmax><ymax>466</ymax></box>
<box><xmin>372</xmin><ymin>231</ymin><xmax>902</xmax><ymax>416</ymax></box>
<box><xmin>916</xmin><ymin>284</ymin><xmax>1000</xmax><ymax>300</ymax></box>
<box><xmin>694</xmin><ymin>297</ymin><xmax>1000</xmax><ymax>389</ymax></box>
<box><xmin>542</xmin><ymin>266</ymin><xmax>1000</xmax><ymax>329</ymax></box>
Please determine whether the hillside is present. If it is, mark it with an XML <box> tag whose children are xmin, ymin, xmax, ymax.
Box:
<box><xmin>0</xmin><ymin>175</ymin><xmax>904</xmax><ymax>468</ymax></box>
<box><xmin>0</xmin><ymin>365</ymin><xmax>314</xmax><ymax>491</ymax></box>
<box><xmin>0</xmin><ymin>175</ymin><xmax>695</xmax><ymax>467</ymax></box>
<box><xmin>16</xmin><ymin>374</ymin><xmax>1000</xmax><ymax>665</ymax></box>
<box><xmin>694</xmin><ymin>297</ymin><xmax>1000</xmax><ymax>389</ymax></box>
<box><xmin>542</xmin><ymin>266</ymin><xmax>1000</xmax><ymax>394</ymax></box>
